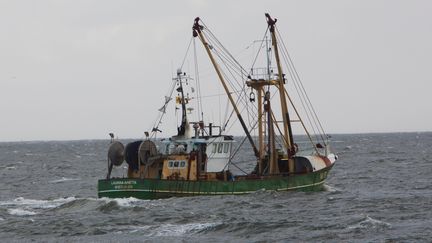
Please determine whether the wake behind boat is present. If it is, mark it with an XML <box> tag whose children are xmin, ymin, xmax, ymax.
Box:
<box><xmin>98</xmin><ymin>14</ymin><xmax>337</xmax><ymax>200</ymax></box>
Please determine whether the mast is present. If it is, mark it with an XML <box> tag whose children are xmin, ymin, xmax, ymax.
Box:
<box><xmin>257</xmin><ymin>87</ymin><xmax>264</xmax><ymax>174</ymax></box>
<box><xmin>192</xmin><ymin>17</ymin><xmax>259</xmax><ymax>158</ymax></box>
<box><xmin>264</xmin><ymin>91</ymin><xmax>279</xmax><ymax>174</ymax></box>
<box><xmin>265</xmin><ymin>14</ymin><xmax>296</xmax><ymax>162</ymax></box>
<box><xmin>175</xmin><ymin>68</ymin><xmax>189</xmax><ymax>137</ymax></box>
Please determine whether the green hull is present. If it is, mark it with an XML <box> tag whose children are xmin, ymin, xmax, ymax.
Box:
<box><xmin>98</xmin><ymin>165</ymin><xmax>333</xmax><ymax>200</ymax></box>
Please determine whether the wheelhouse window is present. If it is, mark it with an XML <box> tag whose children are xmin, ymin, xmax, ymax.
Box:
<box><xmin>167</xmin><ymin>160</ymin><xmax>187</xmax><ymax>168</ymax></box>
<box><xmin>212</xmin><ymin>144</ymin><xmax>217</xmax><ymax>153</ymax></box>
<box><xmin>218</xmin><ymin>143</ymin><xmax>223</xmax><ymax>153</ymax></box>
<box><xmin>224</xmin><ymin>143</ymin><xmax>230</xmax><ymax>153</ymax></box>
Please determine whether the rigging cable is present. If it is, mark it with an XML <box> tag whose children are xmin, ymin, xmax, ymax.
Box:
<box><xmin>246</xmin><ymin>27</ymin><xmax>271</xmax><ymax>76</ymax></box>
<box><xmin>229</xmin><ymin>118</ymin><xmax>259</xmax><ymax>162</ymax></box>
<box><xmin>199</xmin><ymin>26</ymin><xmax>254</xmax><ymax>108</ymax></box>
<box><xmin>149</xmin><ymin>37</ymin><xmax>196</xmax><ymax>138</ymax></box>
<box><xmin>201</xmin><ymin>32</ymin><xmax>249</xmax><ymax>101</ymax></box>
<box><xmin>200</xmin><ymin>29</ymin><xmax>259</xmax><ymax>131</ymax></box>
<box><xmin>275</xmin><ymin>29</ymin><xmax>321</xmax><ymax>144</ymax></box>
<box><xmin>180</xmin><ymin>37</ymin><xmax>193</xmax><ymax>69</ymax></box>
<box><xmin>193</xmin><ymin>38</ymin><xmax>204</xmax><ymax>121</ymax></box>
<box><xmin>148</xmin><ymin>80</ymin><xmax>176</xmax><ymax>138</ymax></box>
<box><xmin>277</xmin><ymin>29</ymin><xmax>327</xmax><ymax>143</ymax></box>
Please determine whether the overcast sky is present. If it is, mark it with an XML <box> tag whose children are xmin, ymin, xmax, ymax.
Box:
<box><xmin>1</xmin><ymin>0</ymin><xmax>431</xmax><ymax>141</ymax></box>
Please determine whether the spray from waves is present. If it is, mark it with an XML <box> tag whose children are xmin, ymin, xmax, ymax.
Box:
<box><xmin>323</xmin><ymin>184</ymin><xmax>343</xmax><ymax>201</ymax></box>
<box><xmin>97</xmin><ymin>197</ymin><xmax>143</xmax><ymax>207</ymax></box>
<box><xmin>94</xmin><ymin>197</ymin><xmax>156</xmax><ymax>213</ymax></box>
<box><xmin>323</xmin><ymin>184</ymin><xmax>340</xmax><ymax>193</ymax></box>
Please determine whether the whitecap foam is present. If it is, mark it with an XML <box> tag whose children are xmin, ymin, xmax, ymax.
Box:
<box><xmin>323</xmin><ymin>184</ymin><xmax>340</xmax><ymax>193</ymax></box>
<box><xmin>80</xmin><ymin>153</ymin><xmax>97</xmax><ymax>156</ymax></box>
<box><xmin>363</xmin><ymin>215</ymin><xmax>391</xmax><ymax>228</ymax></box>
<box><xmin>348</xmin><ymin>215</ymin><xmax>391</xmax><ymax>230</ymax></box>
<box><xmin>49</xmin><ymin>177</ymin><xmax>80</xmax><ymax>183</ymax></box>
<box><xmin>98</xmin><ymin>197</ymin><xmax>142</xmax><ymax>207</ymax></box>
<box><xmin>8</xmin><ymin>208</ymin><xmax>37</xmax><ymax>216</ymax></box>
<box><xmin>128</xmin><ymin>222</ymin><xmax>219</xmax><ymax>236</ymax></box>
<box><xmin>159</xmin><ymin>222</ymin><xmax>217</xmax><ymax>236</ymax></box>
<box><xmin>3</xmin><ymin>166</ymin><xmax>16</xmax><ymax>170</ymax></box>
<box><xmin>0</xmin><ymin>197</ymin><xmax>77</xmax><ymax>209</ymax></box>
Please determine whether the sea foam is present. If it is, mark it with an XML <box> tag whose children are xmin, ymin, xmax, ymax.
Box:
<box><xmin>49</xmin><ymin>177</ymin><xmax>80</xmax><ymax>183</ymax></box>
<box><xmin>8</xmin><ymin>208</ymin><xmax>37</xmax><ymax>216</ymax></box>
<box><xmin>0</xmin><ymin>197</ymin><xmax>76</xmax><ymax>209</ymax></box>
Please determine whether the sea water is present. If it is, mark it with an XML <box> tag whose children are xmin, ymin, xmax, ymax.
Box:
<box><xmin>0</xmin><ymin>133</ymin><xmax>431</xmax><ymax>242</ymax></box>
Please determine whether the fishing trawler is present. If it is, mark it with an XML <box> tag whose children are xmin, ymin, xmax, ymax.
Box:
<box><xmin>98</xmin><ymin>14</ymin><xmax>337</xmax><ymax>199</ymax></box>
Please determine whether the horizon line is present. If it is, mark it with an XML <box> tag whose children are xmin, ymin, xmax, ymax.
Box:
<box><xmin>1</xmin><ymin>130</ymin><xmax>431</xmax><ymax>143</ymax></box>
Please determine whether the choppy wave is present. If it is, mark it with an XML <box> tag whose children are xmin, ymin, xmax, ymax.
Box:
<box><xmin>79</xmin><ymin>153</ymin><xmax>98</xmax><ymax>157</ymax></box>
<box><xmin>98</xmin><ymin>197</ymin><xmax>143</xmax><ymax>207</ymax></box>
<box><xmin>0</xmin><ymin>165</ymin><xmax>17</xmax><ymax>170</ymax></box>
<box><xmin>0</xmin><ymin>196</ymin><xmax>149</xmax><ymax>218</ymax></box>
<box><xmin>125</xmin><ymin>222</ymin><xmax>220</xmax><ymax>236</ymax></box>
<box><xmin>0</xmin><ymin>197</ymin><xmax>77</xmax><ymax>209</ymax></box>
<box><xmin>0</xmin><ymin>197</ymin><xmax>148</xmax><ymax>210</ymax></box>
<box><xmin>323</xmin><ymin>184</ymin><xmax>340</xmax><ymax>193</ymax></box>
<box><xmin>0</xmin><ymin>133</ymin><xmax>431</xmax><ymax>241</ymax></box>
<box><xmin>347</xmin><ymin>215</ymin><xmax>392</xmax><ymax>231</ymax></box>
<box><xmin>1</xmin><ymin>197</ymin><xmax>78</xmax><ymax>218</ymax></box>
<box><xmin>49</xmin><ymin>177</ymin><xmax>81</xmax><ymax>183</ymax></box>
<box><xmin>8</xmin><ymin>208</ymin><xmax>37</xmax><ymax>216</ymax></box>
